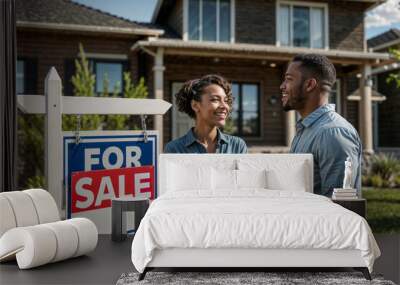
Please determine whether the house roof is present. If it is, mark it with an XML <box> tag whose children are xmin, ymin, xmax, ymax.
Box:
<box><xmin>132</xmin><ymin>39</ymin><xmax>392</xmax><ymax>66</ymax></box>
<box><xmin>367</xmin><ymin>29</ymin><xmax>400</xmax><ymax>51</ymax></box>
<box><xmin>16</xmin><ymin>0</ymin><xmax>163</xmax><ymax>36</ymax></box>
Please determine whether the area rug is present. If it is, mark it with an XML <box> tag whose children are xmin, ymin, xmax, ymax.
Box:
<box><xmin>116</xmin><ymin>271</ymin><xmax>396</xmax><ymax>285</ymax></box>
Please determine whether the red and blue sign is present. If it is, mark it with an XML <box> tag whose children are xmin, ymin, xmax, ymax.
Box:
<box><xmin>63</xmin><ymin>131</ymin><xmax>158</xmax><ymax>233</ymax></box>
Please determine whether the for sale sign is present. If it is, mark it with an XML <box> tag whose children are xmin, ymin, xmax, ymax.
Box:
<box><xmin>71</xmin><ymin>166</ymin><xmax>155</xmax><ymax>213</ymax></box>
<box><xmin>63</xmin><ymin>131</ymin><xmax>158</xmax><ymax>233</ymax></box>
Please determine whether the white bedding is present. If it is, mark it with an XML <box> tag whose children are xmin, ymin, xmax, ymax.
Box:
<box><xmin>131</xmin><ymin>190</ymin><xmax>380</xmax><ymax>273</ymax></box>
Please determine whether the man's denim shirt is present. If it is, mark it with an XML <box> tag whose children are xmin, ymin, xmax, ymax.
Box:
<box><xmin>290</xmin><ymin>104</ymin><xmax>362</xmax><ymax>197</ymax></box>
<box><xmin>164</xmin><ymin>128</ymin><xmax>248</xmax><ymax>154</ymax></box>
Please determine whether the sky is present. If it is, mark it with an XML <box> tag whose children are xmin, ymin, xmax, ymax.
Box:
<box><xmin>74</xmin><ymin>0</ymin><xmax>400</xmax><ymax>39</ymax></box>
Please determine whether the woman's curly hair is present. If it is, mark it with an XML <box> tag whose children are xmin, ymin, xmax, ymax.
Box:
<box><xmin>175</xmin><ymin>74</ymin><xmax>233</xmax><ymax>119</ymax></box>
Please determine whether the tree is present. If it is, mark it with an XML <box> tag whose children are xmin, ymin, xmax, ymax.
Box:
<box><xmin>62</xmin><ymin>43</ymin><xmax>102</xmax><ymax>132</ymax></box>
<box><xmin>386</xmin><ymin>48</ymin><xmax>400</xmax><ymax>89</ymax></box>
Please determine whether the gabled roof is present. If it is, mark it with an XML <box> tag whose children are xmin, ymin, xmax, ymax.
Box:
<box><xmin>16</xmin><ymin>0</ymin><xmax>163</xmax><ymax>36</ymax></box>
<box><xmin>368</xmin><ymin>29</ymin><xmax>400</xmax><ymax>51</ymax></box>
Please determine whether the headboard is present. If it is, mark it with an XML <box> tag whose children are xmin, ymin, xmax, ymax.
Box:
<box><xmin>158</xmin><ymin>154</ymin><xmax>313</xmax><ymax>197</ymax></box>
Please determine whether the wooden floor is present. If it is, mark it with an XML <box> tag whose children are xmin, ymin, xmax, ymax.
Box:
<box><xmin>0</xmin><ymin>234</ymin><xmax>398</xmax><ymax>285</ymax></box>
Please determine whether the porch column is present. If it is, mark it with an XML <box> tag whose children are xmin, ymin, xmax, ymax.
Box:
<box><xmin>153</xmin><ymin>48</ymin><xmax>165</xmax><ymax>149</ymax></box>
<box><xmin>285</xmin><ymin>111</ymin><xmax>296</xmax><ymax>148</ymax></box>
<box><xmin>359</xmin><ymin>64</ymin><xmax>373</xmax><ymax>154</ymax></box>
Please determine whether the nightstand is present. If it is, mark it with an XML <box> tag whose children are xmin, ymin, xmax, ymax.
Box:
<box><xmin>111</xmin><ymin>198</ymin><xmax>150</xmax><ymax>242</ymax></box>
<box><xmin>332</xmin><ymin>198</ymin><xmax>366</xmax><ymax>218</ymax></box>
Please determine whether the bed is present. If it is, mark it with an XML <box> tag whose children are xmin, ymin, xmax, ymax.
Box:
<box><xmin>131</xmin><ymin>154</ymin><xmax>380</xmax><ymax>280</ymax></box>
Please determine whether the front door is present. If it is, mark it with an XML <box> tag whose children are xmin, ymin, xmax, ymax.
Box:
<box><xmin>171</xmin><ymin>82</ymin><xmax>194</xmax><ymax>139</ymax></box>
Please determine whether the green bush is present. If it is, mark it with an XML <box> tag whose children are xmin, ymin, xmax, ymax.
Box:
<box><xmin>26</xmin><ymin>175</ymin><xmax>46</xmax><ymax>189</ymax></box>
<box><xmin>371</xmin><ymin>153</ymin><xmax>400</xmax><ymax>181</ymax></box>
<box><xmin>362</xmin><ymin>153</ymin><xmax>400</xmax><ymax>188</ymax></box>
<box><xmin>370</xmin><ymin>175</ymin><xmax>383</xmax><ymax>188</ymax></box>
<box><xmin>362</xmin><ymin>175</ymin><xmax>371</xmax><ymax>187</ymax></box>
<box><xmin>395</xmin><ymin>175</ymin><xmax>400</xmax><ymax>188</ymax></box>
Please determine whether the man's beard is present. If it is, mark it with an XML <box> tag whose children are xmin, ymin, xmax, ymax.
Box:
<box><xmin>283</xmin><ymin>82</ymin><xmax>307</xmax><ymax>112</ymax></box>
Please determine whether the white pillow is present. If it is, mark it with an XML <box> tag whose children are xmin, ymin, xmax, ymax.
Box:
<box><xmin>167</xmin><ymin>162</ymin><xmax>212</xmax><ymax>191</ymax></box>
<box><xmin>236</xmin><ymin>169</ymin><xmax>267</xmax><ymax>189</ymax></box>
<box><xmin>212</xmin><ymin>168</ymin><xmax>237</xmax><ymax>190</ymax></box>
<box><xmin>266</xmin><ymin>164</ymin><xmax>307</xmax><ymax>191</ymax></box>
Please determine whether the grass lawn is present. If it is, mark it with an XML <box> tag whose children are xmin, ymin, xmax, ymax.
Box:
<box><xmin>362</xmin><ymin>188</ymin><xmax>400</xmax><ymax>234</ymax></box>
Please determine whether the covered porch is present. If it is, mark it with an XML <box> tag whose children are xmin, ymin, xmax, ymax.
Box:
<box><xmin>132</xmin><ymin>39</ymin><xmax>392</xmax><ymax>153</ymax></box>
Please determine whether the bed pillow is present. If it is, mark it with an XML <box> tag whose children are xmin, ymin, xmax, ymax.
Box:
<box><xmin>212</xmin><ymin>168</ymin><xmax>237</xmax><ymax>191</ymax></box>
<box><xmin>237</xmin><ymin>158</ymin><xmax>309</xmax><ymax>192</ymax></box>
<box><xmin>167</xmin><ymin>162</ymin><xmax>212</xmax><ymax>192</ymax></box>
<box><xmin>266</xmin><ymin>163</ymin><xmax>307</xmax><ymax>191</ymax></box>
<box><xmin>236</xmin><ymin>169</ymin><xmax>267</xmax><ymax>189</ymax></box>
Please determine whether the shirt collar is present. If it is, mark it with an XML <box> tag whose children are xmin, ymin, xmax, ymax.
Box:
<box><xmin>299</xmin><ymin>104</ymin><xmax>335</xmax><ymax>129</ymax></box>
<box><xmin>184</xmin><ymin>128</ymin><xmax>228</xmax><ymax>147</ymax></box>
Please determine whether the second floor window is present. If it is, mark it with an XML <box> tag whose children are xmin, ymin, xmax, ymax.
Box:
<box><xmin>188</xmin><ymin>0</ymin><xmax>232</xmax><ymax>42</ymax></box>
<box><xmin>278</xmin><ymin>2</ymin><xmax>327</xmax><ymax>49</ymax></box>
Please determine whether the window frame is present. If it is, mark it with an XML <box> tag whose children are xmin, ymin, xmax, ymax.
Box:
<box><xmin>183</xmin><ymin>0</ymin><xmax>235</xmax><ymax>43</ymax></box>
<box><xmin>90</xmin><ymin>58</ymin><xmax>128</xmax><ymax>96</ymax></box>
<box><xmin>276</xmin><ymin>0</ymin><xmax>329</xmax><ymax>49</ymax></box>
<box><xmin>230</xmin><ymin>82</ymin><xmax>261</xmax><ymax>137</ymax></box>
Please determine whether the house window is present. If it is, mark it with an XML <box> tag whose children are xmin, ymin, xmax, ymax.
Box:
<box><xmin>16</xmin><ymin>60</ymin><xmax>25</xmax><ymax>94</ymax></box>
<box><xmin>277</xmin><ymin>2</ymin><xmax>327</xmax><ymax>49</ymax></box>
<box><xmin>187</xmin><ymin>0</ymin><xmax>233</xmax><ymax>42</ymax></box>
<box><xmin>16</xmin><ymin>58</ymin><xmax>37</xmax><ymax>95</ymax></box>
<box><xmin>65</xmin><ymin>57</ymin><xmax>127</xmax><ymax>96</ymax></box>
<box><xmin>228</xmin><ymin>83</ymin><xmax>260</xmax><ymax>136</ymax></box>
<box><xmin>94</xmin><ymin>61</ymin><xmax>124</xmax><ymax>94</ymax></box>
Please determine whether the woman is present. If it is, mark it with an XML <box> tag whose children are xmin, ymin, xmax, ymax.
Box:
<box><xmin>164</xmin><ymin>74</ymin><xmax>247</xmax><ymax>153</ymax></box>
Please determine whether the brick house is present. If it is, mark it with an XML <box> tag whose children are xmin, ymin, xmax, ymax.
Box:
<box><xmin>367</xmin><ymin>29</ymin><xmax>400</xmax><ymax>150</ymax></box>
<box><xmin>16</xmin><ymin>0</ymin><xmax>392</xmax><ymax>153</ymax></box>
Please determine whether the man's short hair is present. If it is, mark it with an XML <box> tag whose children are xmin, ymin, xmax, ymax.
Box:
<box><xmin>292</xmin><ymin>54</ymin><xmax>336</xmax><ymax>92</ymax></box>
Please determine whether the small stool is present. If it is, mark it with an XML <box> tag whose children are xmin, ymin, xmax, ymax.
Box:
<box><xmin>111</xmin><ymin>198</ymin><xmax>150</xmax><ymax>242</ymax></box>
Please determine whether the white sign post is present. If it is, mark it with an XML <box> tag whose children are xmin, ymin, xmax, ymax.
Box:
<box><xmin>18</xmin><ymin>67</ymin><xmax>171</xmax><ymax>216</ymax></box>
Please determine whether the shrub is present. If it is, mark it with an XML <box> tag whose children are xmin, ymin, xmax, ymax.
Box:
<box><xmin>395</xmin><ymin>175</ymin><xmax>400</xmax><ymax>188</ymax></box>
<box><xmin>370</xmin><ymin>175</ymin><xmax>383</xmax><ymax>188</ymax></box>
<box><xmin>26</xmin><ymin>175</ymin><xmax>46</xmax><ymax>189</ymax></box>
<box><xmin>362</xmin><ymin>175</ymin><xmax>371</xmax><ymax>187</ymax></box>
<box><xmin>362</xmin><ymin>153</ymin><xmax>400</xmax><ymax>188</ymax></box>
<box><xmin>371</xmin><ymin>153</ymin><xmax>400</xmax><ymax>180</ymax></box>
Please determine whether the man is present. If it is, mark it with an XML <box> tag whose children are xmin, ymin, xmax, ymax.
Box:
<box><xmin>280</xmin><ymin>54</ymin><xmax>362</xmax><ymax>197</ymax></box>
